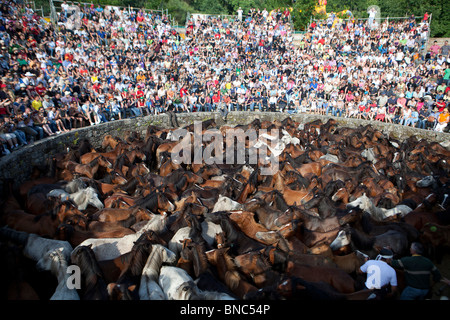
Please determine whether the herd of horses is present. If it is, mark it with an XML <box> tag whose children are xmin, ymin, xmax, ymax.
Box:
<box><xmin>1</xmin><ymin>117</ymin><xmax>450</xmax><ymax>300</ymax></box>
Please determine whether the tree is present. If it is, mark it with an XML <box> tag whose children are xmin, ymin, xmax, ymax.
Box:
<box><xmin>292</xmin><ymin>0</ymin><xmax>323</xmax><ymax>30</ymax></box>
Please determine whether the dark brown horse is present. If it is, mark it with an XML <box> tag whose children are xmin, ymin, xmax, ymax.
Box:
<box><xmin>70</xmin><ymin>244</ymin><xmax>109</xmax><ymax>300</ymax></box>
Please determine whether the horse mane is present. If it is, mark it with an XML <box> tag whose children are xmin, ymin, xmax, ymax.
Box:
<box><xmin>143</xmin><ymin>244</ymin><xmax>175</xmax><ymax>281</ymax></box>
<box><xmin>42</xmin><ymin>200</ymin><xmax>72</xmax><ymax>221</ymax></box>
<box><xmin>208</xmin><ymin>211</ymin><xmax>241</xmax><ymax>244</ymax></box>
<box><xmin>72</xmin><ymin>246</ymin><xmax>105</xmax><ymax>281</ymax></box>
<box><xmin>124</xmin><ymin>241</ymin><xmax>153</xmax><ymax>278</ymax></box>
<box><xmin>65</xmin><ymin>178</ymin><xmax>87</xmax><ymax>193</ymax></box>
<box><xmin>119</xmin><ymin>177</ymin><xmax>140</xmax><ymax>194</ymax></box>
<box><xmin>114</xmin><ymin>154</ymin><xmax>130</xmax><ymax>169</ymax></box>
<box><xmin>89</xmin><ymin>157</ymin><xmax>100</xmax><ymax>168</ymax></box>
<box><xmin>174</xmin><ymin>176</ymin><xmax>187</xmax><ymax>192</ymax></box>
<box><xmin>134</xmin><ymin>190</ymin><xmax>159</xmax><ymax>209</ymax></box>
<box><xmin>268</xmin><ymin>190</ymin><xmax>289</xmax><ymax>211</ymax></box>
<box><xmin>349</xmin><ymin>227</ymin><xmax>375</xmax><ymax>250</ymax></box>
<box><xmin>360</xmin><ymin>212</ymin><xmax>374</xmax><ymax>234</ymax></box>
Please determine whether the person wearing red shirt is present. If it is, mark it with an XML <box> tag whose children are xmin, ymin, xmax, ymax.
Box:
<box><xmin>92</xmin><ymin>82</ymin><xmax>102</xmax><ymax>93</ymax></box>
<box><xmin>436</xmin><ymin>98</ymin><xmax>446</xmax><ymax>112</ymax></box>
<box><xmin>136</xmin><ymin>86</ymin><xmax>145</xmax><ymax>100</ymax></box>
<box><xmin>212</xmin><ymin>91</ymin><xmax>221</xmax><ymax>110</ymax></box>
<box><xmin>34</xmin><ymin>82</ymin><xmax>47</xmax><ymax>96</ymax></box>
<box><xmin>64</xmin><ymin>52</ymin><xmax>74</xmax><ymax>62</ymax></box>
<box><xmin>180</xmin><ymin>86</ymin><xmax>188</xmax><ymax>98</ymax></box>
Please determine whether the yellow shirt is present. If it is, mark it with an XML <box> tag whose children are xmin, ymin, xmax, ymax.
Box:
<box><xmin>31</xmin><ymin>99</ymin><xmax>43</xmax><ymax>111</ymax></box>
<box><xmin>136</xmin><ymin>74</ymin><xmax>146</xmax><ymax>82</ymax></box>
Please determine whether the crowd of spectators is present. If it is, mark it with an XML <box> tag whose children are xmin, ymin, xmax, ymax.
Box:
<box><xmin>0</xmin><ymin>0</ymin><xmax>449</xmax><ymax>156</ymax></box>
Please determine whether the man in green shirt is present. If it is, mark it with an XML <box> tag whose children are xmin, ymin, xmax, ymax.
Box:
<box><xmin>391</xmin><ymin>242</ymin><xmax>444</xmax><ymax>300</ymax></box>
<box><xmin>444</xmin><ymin>65</ymin><xmax>450</xmax><ymax>86</ymax></box>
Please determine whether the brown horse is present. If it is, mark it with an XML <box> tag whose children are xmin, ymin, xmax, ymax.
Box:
<box><xmin>70</xmin><ymin>244</ymin><xmax>109</xmax><ymax>300</ymax></box>
<box><xmin>420</xmin><ymin>222</ymin><xmax>450</xmax><ymax>262</ymax></box>
<box><xmin>233</xmin><ymin>250</ymin><xmax>283</xmax><ymax>288</ymax></box>
<box><xmin>80</xmin><ymin>141</ymin><xmax>129</xmax><ymax>165</ymax></box>
<box><xmin>54</xmin><ymin>223</ymin><xmax>135</xmax><ymax>247</ymax></box>
<box><xmin>403</xmin><ymin>193</ymin><xmax>448</xmax><ymax>230</ymax></box>
<box><xmin>206</xmin><ymin>247</ymin><xmax>258</xmax><ymax>299</ymax></box>
<box><xmin>101</xmin><ymin>134</ymin><xmax>123</xmax><ymax>150</ymax></box>
<box><xmin>228</xmin><ymin>210</ymin><xmax>271</xmax><ymax>244</ymax></box>
<box><xmin>274</xmin><ymin>276</ymin><xmax>373</xmax><ymax>300</ymax></box>
<box><xmin>24</xmin><ymin>192</ymin><xmax>59</xmax><ymax>216</ymax></box>
<box><xmin>91</xmin><ymin>207</ymin><xmax>152</xmax><ymax>223</ymax></box>
<box><xmin>286</xmin><ymin>262</ymin><xmax>356</xmax><ymax>293</ymax></box>
<box><xmin>98</xmin><ymin>231</ymin><xmax>166</xmax><ymax>284</ymax></box>
<box><xmin>1</xmin><ymin>185</ymin><xmax>86</xmax><ymax>237</ymax></box>
<box><xmin>273</xmin><ymin>172</ymin><xmax>315</xmax><ymax>206</ymax></box>
<box><xmin>59</xmin><ymin>156</ymin><xmax>113</xmax><ymax>179</ymax></box>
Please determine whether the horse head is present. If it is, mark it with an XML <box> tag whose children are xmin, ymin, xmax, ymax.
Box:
<box><xmin>36</xmin><ymin>247</ymin><xmax>67</xmax><ymax>273</ymax></box>
<box><xmin>416</xmin><ymin>175</ymin><xmax>437</xmax><ymax>188</ymax></box>
<box><xmin>175</xmin><ymin>280</ymin><xmax>203</xmax><ymax>300</ymax></box>
<box><xmin>329</xmin><ymin>228</ymin><xmax>351</xmax><ymax>251</ymax></box>
<box><xmin>346</xmin><ymin>193</ymin><xmax>370</xmax><ymax>211</ymax></box>
<box><xmin>84</xmin><ymin>187</ymin><xmax>104</xmax><ymax>210</ymax></box>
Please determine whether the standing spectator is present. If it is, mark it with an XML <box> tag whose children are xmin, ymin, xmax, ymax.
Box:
<box><xmin>391</xmin><ymin>242</ymin><xmax>446</xmax><ymax>300</ymax></box>
<box><xmin>237</xmin><ymin>7</ymin><xmax>243</xmax><ymax>22</ymax></box>
<box><xmin>358</xmin><ymin>248</ymin><xmax>398</xmax><ymax>300</ymax></box>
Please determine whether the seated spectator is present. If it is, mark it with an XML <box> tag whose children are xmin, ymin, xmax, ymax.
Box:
<box><xmin>435</xmin><ymin>108</ymin><xmax>449</xmax><ymax>132</ymax></box>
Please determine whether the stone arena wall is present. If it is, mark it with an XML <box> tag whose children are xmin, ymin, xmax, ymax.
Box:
<box><xmin>1</xmin><ymin>111</ymin><xmax>449</xmax><ymax>195</ymax></box>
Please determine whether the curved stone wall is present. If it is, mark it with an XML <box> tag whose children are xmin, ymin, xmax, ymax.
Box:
<box><xmin>1</xmin><ymin>111</ymin><xmax>449</xmax><ymax>194</ymax></box>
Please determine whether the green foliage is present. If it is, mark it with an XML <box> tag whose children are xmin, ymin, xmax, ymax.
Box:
<box><xmin>36</xmin><ymin>0</ymin><xmax>448</xmax><ymax>37</ymax></box>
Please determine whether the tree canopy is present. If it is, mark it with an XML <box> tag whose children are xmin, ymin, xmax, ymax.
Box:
<box><xmin>36</xmin><ymin>0</ymin><xmax>449</xmax><ymax>37</ymax></box>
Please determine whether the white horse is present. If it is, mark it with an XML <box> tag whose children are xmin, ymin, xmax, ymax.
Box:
<box><xmin>64</xmin><ymin>178</ymin><xmax>88</xmax><ymax>193</ymax></box>
<box><xmin>47</xmin><ymin>186</ymin><xmax>103</xmax><ymax>210</ymax></box>
<box><xmin>212</xmin><ymin>195</ymin><xmax>243</xmax><ymax>212</ymax></box>
<box><xmin>75</xmin><ymin>213</ymin><xmax>168</xmax><ymax>261</ymax></box>
<box><xmin>158</xmin><ymin>266</ymin><xmax>235</xmax><ymax>300</ymax></box>
<box><xmin>47</xmin><ymin>189</ymin><xmax>71</xmax><ymax>201</ymax></box>
<box><xmin>361</xmin><ymin>148</ymin><xmax>377</xmax><ymax>164</ymax></box>
<box><xmin>0</xmin><ymin>227</ymin><xmax>73</xmax><ymax>263</ymax></box>
<box><xmin>168</xmin><ymin>221</ymin><xmax>223</xmax><ymax>258</ymax></box>
<box><xmin>319</xmin><ymin>153</ymin><xmax>339</xmax><ymax>163</ymax></box>
<box><xmin>36</xmin><ymin>248</ymin><xmax>80</xmax><ymax>300</ymax></box>
<box><xmin>346</xmin><ymin>193</ymin><xmax>413</xmax><ymax>221</ymax></box>
<box><xmin>139</xmin><ymin>245</ymin><xmax>177</xmax><ymax>300</ymax></box>
<box><xmin>70</xmin><ymin>187</ymin><xmax>104</xmax><ymax>210</ymax></box>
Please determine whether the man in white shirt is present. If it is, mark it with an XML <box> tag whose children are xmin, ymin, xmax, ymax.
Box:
<box><xmin>359</xmin><ymin>248</ymin><xmax>398</xmax><ymax>299</ymax></box>
<box><xmin>237</xmin><ymin>7</ymin><xmax>243</xmax><ymax>21</ymax></box>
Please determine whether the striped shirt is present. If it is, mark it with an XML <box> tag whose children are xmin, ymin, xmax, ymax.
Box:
<box><xmin>391</xmin><ymin>255</ymin><xmax>441</xmax><ymax>289</ymax></box>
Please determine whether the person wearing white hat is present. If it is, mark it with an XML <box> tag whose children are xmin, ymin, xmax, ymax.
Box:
<box><xmin>358</xmin><ymin>247</ymin><xmax>398</xmax><ymax>300</ymax></box>
<box><xmin>21</xmin><ymin>72</ymin><xmax>36</xmax><ymax>86</ymax></box>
